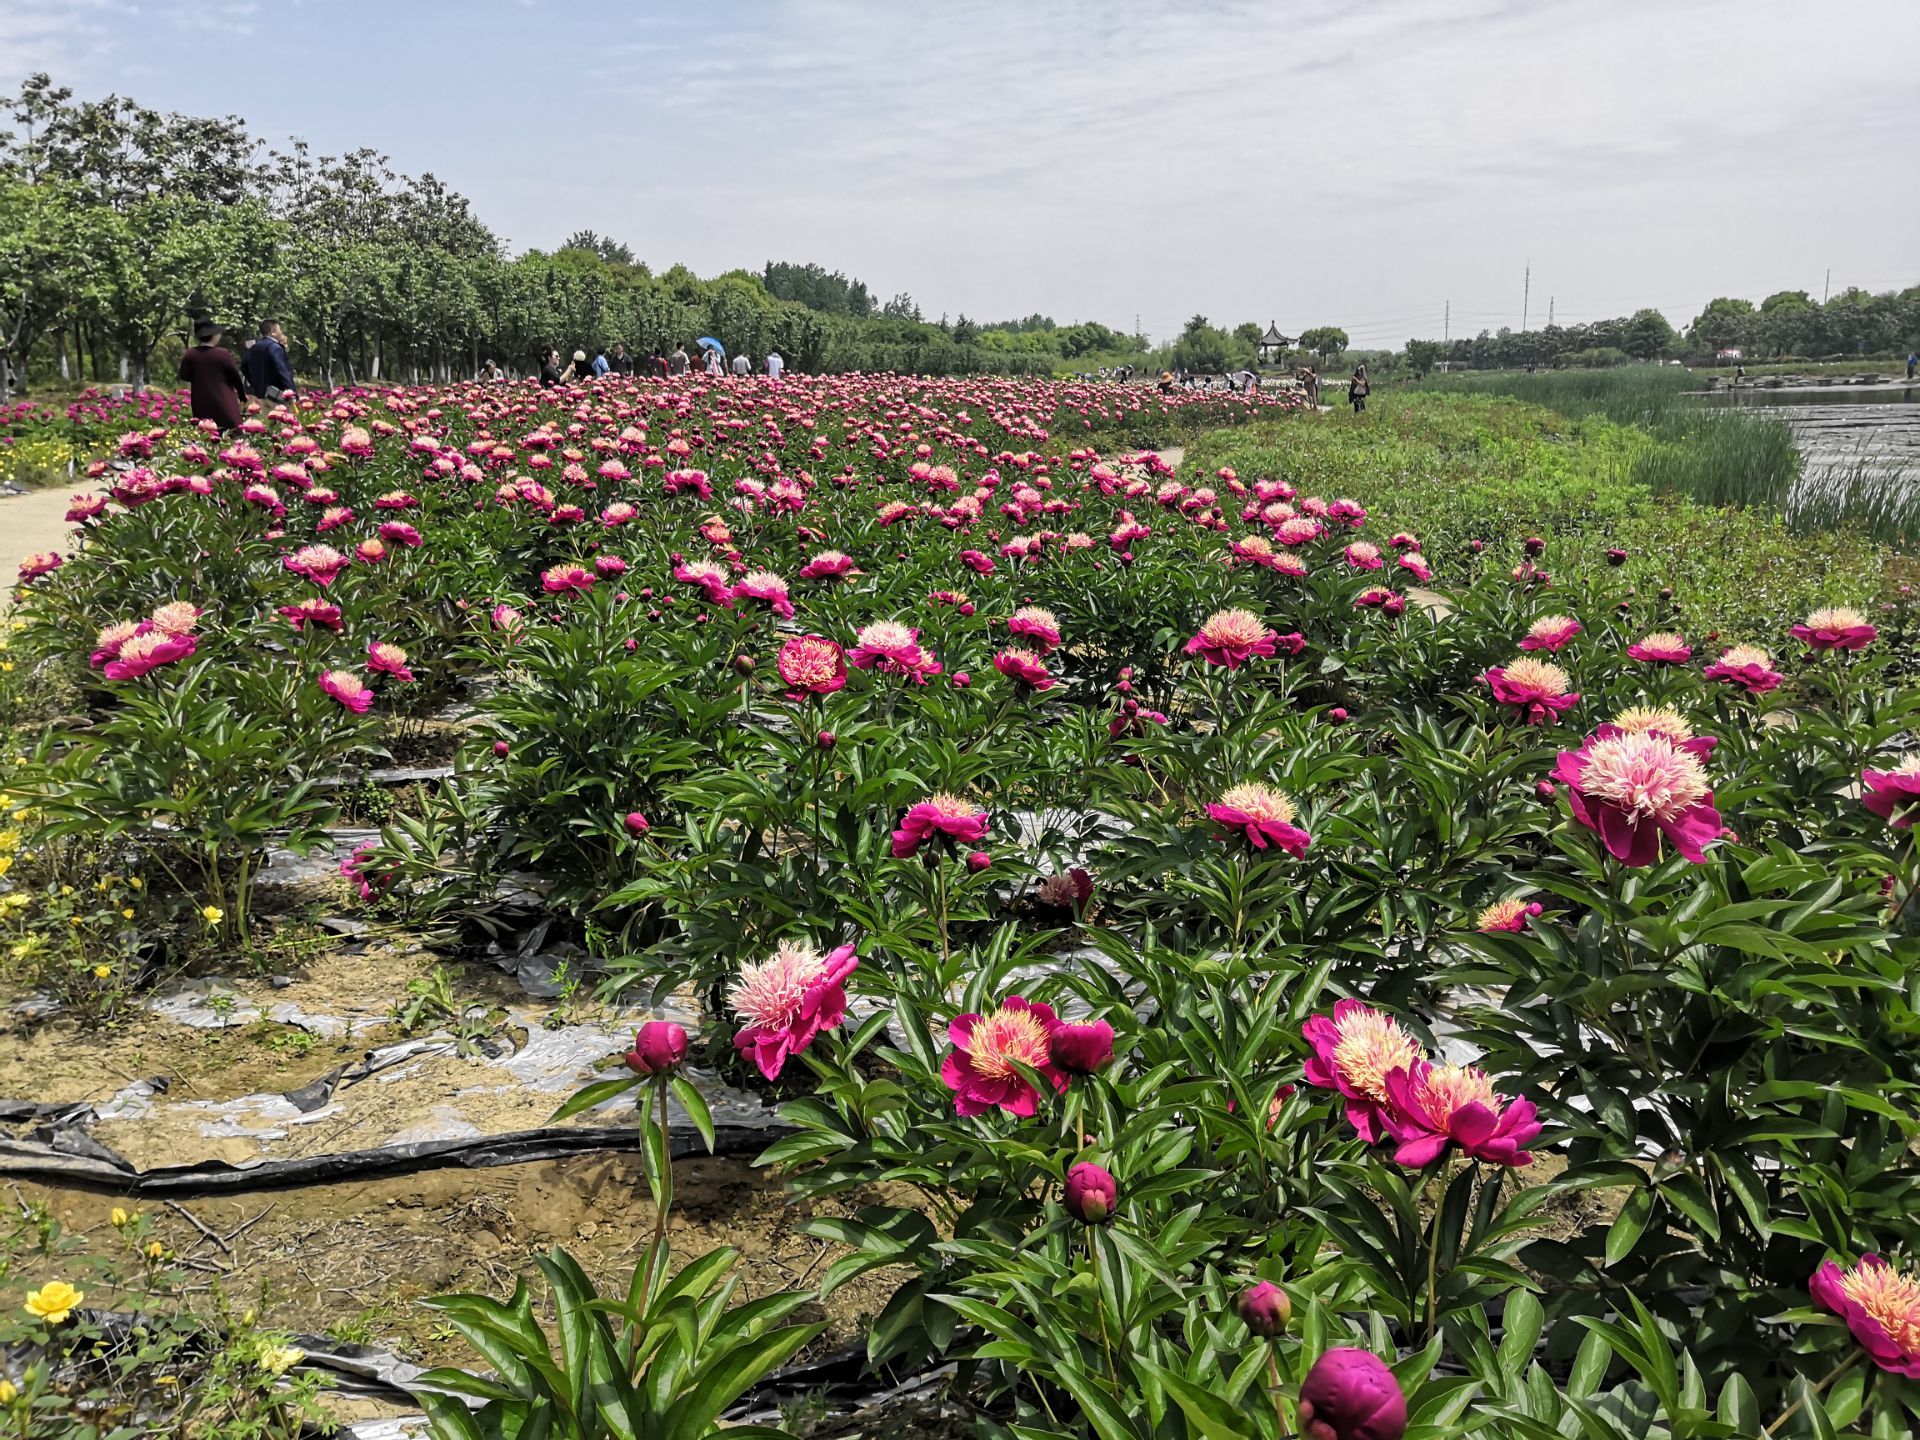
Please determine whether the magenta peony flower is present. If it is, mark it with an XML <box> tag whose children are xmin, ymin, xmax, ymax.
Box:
<box><xmin>285</xmin><ymin>543</ymin><xmax>349</xmax><ymax>587</ymax></box>
<box><xmin>1809</xmin><ymin>1255</ymin><xmax>1920</xmax><ymax>1377</ymax></box>
<box><xmin>1553</xmin><ymin>729</ymin><xmax>1721</xmax><ymax>865</ymax></box>
<box><xmin>798</xmin><ymin>549</ymin><xmax>861</xmax><ymax>582</ymax></box>
<box><xmin>319</xmin><ymin>668</ymin><xmax>374</xmax><ymax>714</ymax></box>
<box><xmin>1005</xmin><ymin>606</ymin><xmax>1063</xmax><ymax>653</ymax></box>
<box><xmin>1035</xmin><ymin>867</ymin><xmax>1094</xmax><ymax>918</ymax></box>
<box><xmin>1382</xmin><ymin>1059</ymin><xmax>1540</xmax><ymax>1168</ymax></box>
<box><xmin>101</xmin><ymin>625</ymin><xmax>196</xmax><ymax>680</ymax></box>
<box><xmin>1792</xmin><ymin>606</ymin><xmax>1876</xmax><ymax>652</ymax></box>
<box><xmin>1184</xmin><ymin>608</ymin><xmax>1280</xmax><ymax>668</ymax></box>
<box><xmin>959</xmin><ymin>549</ymin><xmax>997</xmax><ymax>574</ymax></box>
<box><xmin>541</xmin><ymin>563</ymin><xmax>596</xmax><ymax>593</ymax></box>
<box><xmin>1063</xmin><ymin>1162</ymin><xmax>1118</xmax><ymax>1224</ymax></box>
<box><xmin>1302</xmin><ymin>1000</ymin><xmax>1427</xmax><ymax>1144</ymax></box>
<box><xmin>1703</xmin><ymin>643</ymin><xmax>1782</xmax><ymax>694</ymax></box>
<box><xmin>278</xmin><ymin>599</ymin><xmax>343</xmax><ymax>632</ymax></box>
<box><xmin>1862</xmin><ymin>755</ymin><xmax>1920</xmax><ymax>829</ymax></box>
<box><xmin>89</xmin><ymin>621</ymin><xmax>140</xmax><ymax>668</ymax></box>
<box><xmin>17</xmin><ymin>551</ymin><xmax>63</xmax><ymax>583</ymax></box>
<box><xmin>1205</xmin><ymin>782</ymin><xmax>1311</xmax><ymax>856</ymax></box>
<box><xmin>1238</xmin><ymin>1280</ymin><xmax>1291</xmax><ymax>1337</ymax></box>
<box><xmin>1627</xmin><ymin>630</ymin><xmax>1693</xmax><ymax>665</ymax></box>
<box><xmin>992</xmin><ymin>647</ymin><xmax>1055</xmax><ymax>691</ymax></box>
<box><xmin>1485</xmin><ymin>658</ymin><xmax>1579</xmax><ymax>725</ymax></box>
<box><xmin>367</xmin><ymin>642</ymin><xmax>414</xmax><ymax>682</ymax></box>
<box><xmin>849</xmin><ymin>620</ymin><xmax>942</xmax><ymax>683</ymax></box>
<box><xmin>730</xmin><ymin>569</ymin><xmax>795</xmax><ymax>618</ymax></box>
<box><xmin>594</xmin><ymin>555</ymin><xmax>627</xmax><ymax>578</ymax></box>
<box><xmin>624</xmin><ymin>1021</ymin><xmax>688</xmax><ymax>1076</ymax></box>
<box><xmin>1047</xmin><ymin>1016</ymin><xmax>1113</xmax><ymax>1072</ymax></box>
<box><xmin>942</xmin><ymin>996</ymin><xmax>1068</xmax><ymax>1117</ymax></box>
<box><xmin>1344</xmin><ymin>541</ymin><xmax>1384</xmax><ymax>571</ymax></box>
<box><xmin>730</xmin><ymin>939</ymin><xmax>858</xmax><ymax>1080</ymax></box>
<box><xmin>1475</xmin><ymin>898</ymin><xmax>1543</xmax><ymax>933</ymax></box>
<box><xmin>672</xmin><ymin>559</ymin><xmax>733</xmax><ymax>605</ymax></box>
<box><xmin>891</xmin><ymin>792</ymin><xmax>989</xmax><ymax>858</ymax></box>
<box><xmin>1298</xmin><ymin>1348</ymin><xmax>1408</xmax><ymax>1440</ymax></box>
<box><xmin>777</xmin><ymin>635</ymin><xmax>848</xmax><ymax>696</ymax></box>
<box><xmin>624</xmin><ymin>811</ymin><xmax>650</xmax><ymax>835</ymax></box>
<box><xmin>1518</xmin><ymin>615</ymin><xmax>1582</xmax><ymax>653</ymax></box>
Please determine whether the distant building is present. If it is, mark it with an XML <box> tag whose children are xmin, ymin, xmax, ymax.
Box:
<box><xmin>1716</xmin><ymin>347</ymin><xmax>1744</xmax><ymax>361</ymax></box>
<box><xmin>1258</xmin><ymin>323</ymin><xmax>1294</xmax><ymax>365</ymax></box>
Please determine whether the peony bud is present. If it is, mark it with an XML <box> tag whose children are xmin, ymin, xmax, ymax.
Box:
<box><xmin>493</xmin><ymin>740</ymin><xmax>510</xmax><ymax>757</ymax></box>
<box><xmin>1297</xmin><ymin>1347</ymin><xmax>1406</xmax><ymax>1440</ymax></box>
<box><xmin>1606</xmin><ymin>547</ymin><xmax>1627</xmax><ymax>566</ymax></box>
<box><xmin>624</xmin><ymin>1020</ymin><xmax>687</xmax><ymax>1076</ymax></box>
<box><xmin>1238</xmin><ymin>1280</ymin><xmax>1291</xmax><ymax>1336</ymax></box>
<box><xmin>1523</xmin><ymin>535</ymin><xmax>1545</xmax><ymax>557</ymax></box>
<box><xmin>1326</xmin><ymin>706</ymin><xmax>1349</xmax><ymax>724</ymax></box>
<box><xmin>732</xmin><ymin>654</ymin><xmax>755</xmax><ymax>675</ymax></box>
<box><xmin>816</xmin><ymin>730</ymin><xmax>836</xmax><ymax>749</ymax></box>
<box><xmin>965</xmin><ymin>850</ymin><xmax>992</xmax><ymax>872</ymax></box>
<box><xmin>1064</xmin><ymin>1161</ymin><xmax>1118</xmax><ymax>1224</ymax></box>
<box><xmin>952</xmin><ymin>671</ymin><xmax>971</xmax><ymax>688</ymax></box>
<box><xmin>624</xmin><ymin>811</ymin><xmax>650</xmax><ymax>835</ymax></box>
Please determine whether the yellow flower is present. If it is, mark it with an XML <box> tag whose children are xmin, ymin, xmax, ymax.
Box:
<box><xmin>121</xmin><ymin>908</ymin><xmax>135</xmax><ymax>920</ymax></box>
<box><xmin>59</xmin><ymin>885</ymin><xmax>72</xmax><ymax>897</ymax></box>
<box><xmin>0</xmin><ymin>856</ymin><xmax>11</xmax><ymax>878</ymax></box>
<box><xmin>201</xmin><ymin>905</ymin><xmax>224</xmax><ymax>925</ymax></box>
<box><xmin>258</xmin><ymin>1345</ymin><xmax>305</xmax><ymax>1376</ymax></box>
<box><xmin>129</xmin><ymin>876</ymin><xmax>143</xmax><ymax>890</ymax></box>
<box><xmin>157</xmin><ymin>1375</ymin><xmax>178</xmax><ymax>1386</ymax></box>
<box><xmin>0</xmin><ymin>829</ymin><xmax>19</xmax><ymax>851</ymax></box>
<box><xmin>69</xmin><ymin>916</ymin><xmax>83</xmax><ymax>927</ymax></box>
<box><xmin>145</xmin><ymin>1241</ymin><xmax>165</xmax><ymax>1259</ymax></box>
<box><xmin>3</xmin><ymin>893</ymin><xmax>29</xmax><ymax>909</ymax></box>
<box><xmin>25</xmin><ymin>1280</ymin><xmax>84</xmax><ymax>1324</ymax></box>
<box><xmin>93</xmin><ymin>964</ymin><xmax>111</xmax><ymax>979</ymax></box>
<box><xmin>0</xmin><ymin>1378</ymin><xmax>15</xmax><ymax>1403</ymax></box>
<box><xmin>111</xmin><ymin>1206</ymin><xmax>130</xmax><ymax>1227</ymax></box>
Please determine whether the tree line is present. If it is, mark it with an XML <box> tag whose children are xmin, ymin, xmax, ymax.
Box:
<box><xmin>0</xmin><ymin>75</ymin><xmax>1082</xmax><ymax>399</ymax></box>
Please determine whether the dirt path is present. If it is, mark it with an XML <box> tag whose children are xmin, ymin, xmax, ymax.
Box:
<box><xmin>0</xmin><ymin>486</ymin><xmax>87</xmax><ymax>600</ymax></box>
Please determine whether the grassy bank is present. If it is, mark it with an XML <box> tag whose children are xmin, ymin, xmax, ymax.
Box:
<box><xmin>1182</xmin><ymin>392</ymin><xmax>1891</xmax><ymax>638</ymax></box>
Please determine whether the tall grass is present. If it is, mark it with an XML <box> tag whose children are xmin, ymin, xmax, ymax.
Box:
<box><xmin>1790</xmin><ymin>457</ymin><xmax>1920</xmax><ymax>549</ymax></box>
<box><xmin>1409</xmin><ymin>366</ymin><xmax>1808</xmax><ymax>512</ymax></box>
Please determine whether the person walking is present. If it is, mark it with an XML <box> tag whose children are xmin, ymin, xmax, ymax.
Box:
<box><xmin>177</xmin><ymin>319</ymin><xmax>247</xmax><ymax>433</ymax></box>
<box><xmin>704</xmin><ymin>345</ymin><xmax>722</xmax><ymax>377</ymax></box>
<box><xmin>765</xmin><ymin>349</ymin><xmax>785</xmax><ymax>380</ymax></box>
<box><xmin>536</xmin><ymin>345</ymin><xmax>563</xmax><ymax>387</ymax></box>
<box><xmin>241</xmin><ymin>319</ymin><xmax>297</xmax><ymax>402</ymax></box>
<box><xmin>1907</xmin><ymin>351</ymin><xmax>1917</xmax><ymax>381</ymax></box>
<box><xmin>669</xmin><ymin>343</ymin><xmax>690</xmax><ymax>376</ymax></box>
<box><xmin>610</xmin><ymin>343</ymin><xmax>634</xmax><ymax>376</ymax></box>
<box><xmin>591</xmin><ymin>347</ymin><xmax>610</xmax><ymax>378</ymax></box>
<box><xmin>730</xmin><ymin>350</ymin><xmax>750</xmax><ymax>377</ymax></box>
<box><xmin>1348</xmin><ymin>363</ymin><xmax>1369</xmax><ymax>414</ymax></box>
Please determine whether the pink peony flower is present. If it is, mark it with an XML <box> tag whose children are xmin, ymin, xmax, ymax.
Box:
<box><xmin>1703</xmin><ymin>643</ymin><xmax>1782</xmax><ymax>694</ymax></box>
<box><xmin>777</xmin><ymin>635</ymin><xmax>848</xmax><ymax>696</ymax></box>
<box><xmin>1553</xmin><ymin>729</ymin><xmax>1721</xmax><ymax>865</ymax></box>
<box><xmin>624</xmin><ymin>811</ymin><xmax>650</xmax><ymax>835</ymax></box>
<box><xmin>1184</xmin><ymin>608</ymin><xmax>1279</xmax><ymax>668</ymax></box>
<box><xmin>1518</xmin><ymin>615</ymin><xmax>1582</xmax><ymax>653</ymax></box>
<box><xmin>1382</xmin><ymin>1060</ymin><xmax>1541</xmax><ymax>1167</ymax></box>
<box><xmin>148</xmin><ymin>602</ymin><xmax>201</xmax><ymax>636</ymax></box>
<box><xmin>1035</xmin><ymin>867</ymin><xmax>1094</xmax><ymax>918</ymax></box>
<box><xmin>959</xmin><ymin>549</ymin><xmax>997</xmax><ymax>574</ymax></box>
<box><xmin>625</xmin><ymin>1021</ymin><xmax>688</xmax><ymax>1076</ymax></box>
<box><xmin>1302</xmin><ymin>1000</ymin><xmax>1427</xmax><ymax>1144</ymax></box>
<box><xmin>1005</xmin><ymin>606</ymin><xmax>1062</xmax><ymax>653</ymax></box>
<box><xmin>942</xmin><ymin>996</ymin><xmax>1069</xmax><ymax>1117</ymax></box>
<box><xmin>101</xmin><ymin>625</ymin><xmax>196</xmax><ymax>680</ymax></box>
<box><xmin>798</xmin><ymin>550</ymin><xmax>862</xmax><ymax>582</ymax></box>
<box><xmin>992</xmin><ymin>647</ymin><xmax>1055</xmax><ymax>691</ymax></box>
<box><xmin>1344</xmin><ymin>541</ymin><xmax>1383</xmax><ymax>571</ymax></box>
<box><xmin>318</xmin><ymin>668</ymin><xmax>374</xmax><ymax>714</ymax></box>
<box><xmin>377</xmin><ymin>521</ymin><xmax>423</xmax><ymax>548</ymax></box>
<box><xmin>1298</xmin><ymin>1348</ymin><xmax>1408</xmax><ymax>1440</ymax></box>
<box><xmin>1809</xmin><ymin>1255</ymin><xmax>1920</xmax><ymax>1377</ymax></box>
<box><xmin>730</xmin><ymin>569</ymin><xmax>794</xmax><ymax>618</ymax></box>
<box><xmin>1475</xmin><ymin>898</ymin><xmax>1543</xmax><ymax>933</ymax></box>
<box><xmin>1205</xmin><ymin>782</ymin><xmax>1311</xmax><ymax>856</ymax></box>
<box><xmin>90</xmin><ymin>620</ymin><xmax>141</xmax><ymax>668</ymax></box>
<box><xmin>1862</xmin><ymin>754</ymin><xmax>1920</xmax><ymax>829</ymax></box>
<box><xmin>367</xmin><ymin>642</ymin><xmax>415</xmax><ymax>682</ymax></box>
<box><xmin>730</xmin><ymin>940</ymin><xmax>858</xmax><ymax>1080</ymax></box>
<box><xmin>672</xmin><ymin>559</ymin><xmax>733</xmax><ymax>605</ymax></box>
<box><xmin>541</xmin><ymin>563</ymin><xmax>596</xmax><ymax>593</ymax></box>
<box><xmin>1485</xmin><ymin>658</ymin><xmax>1579</xmax><ymax>725</ymax></box>
<box><xmin>1064</xmin><ymin>1162</ymin><xmax>1117</xmax><ymax>1224</ymax></box>
<box><xmin>849</xmin><ymin>620</ymin><xmax>941</xmax><ymax>683</ymax></box>
<box><xmin>1597</xmin><ymin>706</ymin><xmax>1714</xmax><ymax>761</ymax></box>
<box><xmin>18</xmin><ymin>551</ymin><xmax>63</xmax><ymax>583</ymax></box>
<box><xmin>279</xmin><ymin>599</ymin><xmax>343</xmax><ymax>632</ymax></box>
<box><xmin>1627</xmin><ymin>630</ymin><xmax>1693</xmax><ymax>665</ymax></box>
<box><xmin>1792</xmin><ymin>606</ymin><xmax>1876</xmax><ymax>652</ymax></box>
<box><xmin>1047</xmin><ymin>1015</ymin><xmax>1113</xmax><ymax>1072</ymax></box>
<box><xmin>891</xmin><ymin>792</ymin><xmax>989</xmax><ymax>858</ymax></box>
<box><xmin>284</xmin><ymin>543</ymin><xmax>349</xmax><ymax>586</ymax></box>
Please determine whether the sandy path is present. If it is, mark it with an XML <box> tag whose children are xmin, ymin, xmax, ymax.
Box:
<box><xmin>0</xmin><ymin>487</ymin><xmax>95</xmax><ymax>606</ymax></box>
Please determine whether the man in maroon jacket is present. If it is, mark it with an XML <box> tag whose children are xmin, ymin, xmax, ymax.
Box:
<box><xmin>176</xmin><ymin>319</ymin><xmax>246</xmax><ymax>433</ymax></box>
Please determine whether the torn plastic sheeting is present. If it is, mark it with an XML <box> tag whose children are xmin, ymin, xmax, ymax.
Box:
<box><xmin>0</xmin><ymin>1121</ymin><xmax>786</xmax><ymax>1196</ymax></box>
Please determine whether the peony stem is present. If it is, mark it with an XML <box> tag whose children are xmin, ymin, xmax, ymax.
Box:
<box><xmin>1424</xmin><ymin>1155</ymin><xmax>1455</xmax><ymax>1342</ymax></box>
<box><xmin>652</xmin><ymin>1075</ymin><xmax>673</xmax><ymax>1253</ymax></box>
<box><xmin>934</xmin><ymin>858</ymin><xmax>950</xmax><ymax>971</ymax></box>
<box><xmin>1764</xmin><ymin>1350</ymin><xmax>1860</xmax><ymax>1436</ymax></box>
<box><xmin>1265</xmin><ymin>1345</ymin><xmax>1290</xmax><ymax>1436</ymax></box>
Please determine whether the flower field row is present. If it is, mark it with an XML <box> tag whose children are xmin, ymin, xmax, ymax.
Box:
<box><xmin>4</xmin><ymin>370</ymin><xmax>1919</xmax><ymax>1438</ymax></box>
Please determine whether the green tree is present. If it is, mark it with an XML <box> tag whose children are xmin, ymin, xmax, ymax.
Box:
<box><xmin>1621</xmin><ymin>308</ymin><xmax>1675</xmax><ymax>360</ymax></box>
<box><xmin>1404</xmin><ymin>338</ymin><xmax>1442</xmax><ymax>374</ymax></box>
<box><xmin>1298</xmin><ymin>325</ymin><xmax>1349</xmax><ymax>362</ymax></box>
<box><xmin>1685</xmin><ymin>297</ymin><xmax>1757</xmax><ymax>354</ymax></box>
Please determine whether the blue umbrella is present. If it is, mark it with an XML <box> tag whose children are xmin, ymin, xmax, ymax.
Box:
<box><xmin>695</xmin><ymin>336</ymin><xmax>726</xmax><ymax>360</ymax></box>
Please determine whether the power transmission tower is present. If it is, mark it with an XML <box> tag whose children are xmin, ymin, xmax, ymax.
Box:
<box><xmin>1444</xmin><ymin>300</ymin><xmax>1449</xmax><ymax>345</ymax></box>
<box><xmin>1823</xmin><ymin>270</ymin><xmax>1830</xmax><ymax>304</ymax></box>
<box><xmin>1547</xmin><ymin>297</ymin><xmax>1554</xmax><ymax>328</ymax></box>
<box><xmin>1522</xmin><ymin>262</ymin><xmax>1531</xmax><ymax>332</ymax></box>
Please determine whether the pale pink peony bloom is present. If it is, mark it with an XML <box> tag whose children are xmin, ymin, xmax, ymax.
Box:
<box><xmin>367</xmin><ymin>642</ymin><xmax>415</xmax><ymax>682</ymax></box>
<box><xmin>798</xmin><ymin>550</ymin><xmax>861</xmax><ymax>582</ymax></box>
<box><xmin>849</xmin><ymin>620</ymin><xmax>942</xmax><ymax>683</ymax></box>
<box><xmin>318</xmin><ymin>668</ymin><xmax>374</xmax><ymax>714</ymax></box>
<box><xmin>730</xmin><ymin>570</ymin><xmax>794</xmax><ymax>617</ymax></box>
<box><xmin>672</xmin><ymin>559</ymin><xmax>733</xmax><ymax>605</ymax></box>
<box><xmin>1627</xmin><ymin>630</ymin><xmax>1693</xmax><ymax>664</ymax></box>
<box><xmin>148</xmin><ymin>602</ymin><xmax>201</xmax><ymax>636</ymax></box>
<box><xmin>777</xmin><ymin>635</ymin><xmax>847</xmax><ymax>695</ymax></box>
<box><xmin>285</xmin><ymin>544</ymin><xmax>349</xmax><ymax>587</ymax></box>
<box><xmin>1184</xmin><ymin>607</ymin><xmax>1278</xmax><ymax>668</ymax></box>
<box><xmin>1344</xmin><ymin>540</ymin><xmax>1384</xmax><ymax>570</ymax></box>
<box><xmin>730</xmin><ymin>940</ymin><xmax>859</xmax><ymax>1080</ymax></box>
<box><xmin>1703</xmin><ymin>643</ymin><xmax>1782</xmax><ymax>694</ymax></box>
<box><xmin>102</xmin><ymin>626</ymin><xmax>197</xmax><ymax>680</ymax></box>
<box><xmin>90</xmin><ymin>620</ymin><xmax>141</xmax><ymax>667</ymax></box>
<box><xmin>541</xmin><ymin>563</ymin><xmax>596</xmax><ymax>593</ymax></box>
<box><xmin>891</xmin><ymin>792</ymin><xmax>988</xmax><ymax>858</ymax></box>
<box><xmin>1792</xmin><ymin>606</ymin><xmax>1876</xmax><ymax>652</ymax></box>
<box><xmin>1005</xmin><ymin>606</ymin><xmax>1062</xmax><ymax>652</ymax></box>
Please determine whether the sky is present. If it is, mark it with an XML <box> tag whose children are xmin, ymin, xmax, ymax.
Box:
<box><xmin>4</xmin><ymin>0</ymin><xmax>1917</xmax><ymax>348</ymax></box>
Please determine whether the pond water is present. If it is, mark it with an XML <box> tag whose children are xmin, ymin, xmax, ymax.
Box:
<box><xmin>1700</xmin><ymin>384</ymin><xmax>1920</xmax><ymax>482</ymax></box>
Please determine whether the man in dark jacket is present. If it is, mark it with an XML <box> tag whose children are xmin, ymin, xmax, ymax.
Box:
<box><xmin>177</xmin><ymin>320</ymin><xmax>246</xmax><ymax>433</ymax></box>
<box><xmin>241</xmin><ymin>319</ymin><xmax>297</xmax><ymax>401</ymax></box>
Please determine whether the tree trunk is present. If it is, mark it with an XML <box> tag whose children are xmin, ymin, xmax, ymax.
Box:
<box><xmin>119</xmin><ymin>351</ymin><xmax>129</xmax><ymax>385</ymax></box>
<box><xmin>56</xmin><ymin>333</ymin><xmax>69</xmax><ymax>383</ymax></box>
<box><xmin>371</xmin><ymin>334</ymin><xmax>381</xmax><ymax>381</ymax></box>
